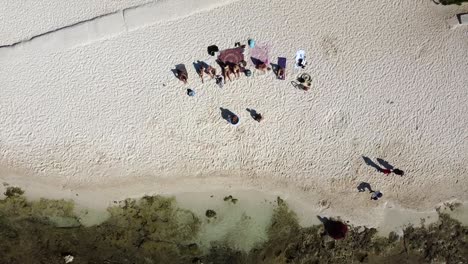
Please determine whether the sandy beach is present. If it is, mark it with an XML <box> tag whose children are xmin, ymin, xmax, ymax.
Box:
<box><xmin>1</xmin><ymin>0</ymin><xmax>468</xmax><ymax>237</ymax></box>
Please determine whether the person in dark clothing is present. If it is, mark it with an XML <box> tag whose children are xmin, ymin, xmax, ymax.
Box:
<box><xmin>253</xmin><ymin>113</ymin><xmax>263</xmax><ymax>122</ymax></box>
<box><xmin>371</xmin><ymin>191</ymin><xmax>383</xmax><ymax>200</ymax></box>
<box><xmin>382</xmin><ymin>168</ymin><xmax>404</xmax><ymax>176</ymax></box>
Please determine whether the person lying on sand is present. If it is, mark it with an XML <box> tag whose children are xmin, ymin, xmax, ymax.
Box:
<box><xmin>223</xmin><ymin>65</ymin><xmax>233</xmax><ymax>84</ymax></box>
<box><xmin>177</xmin><ymin>70</ymin><xmax>188</xmax><ymax>84</ymax></box>
<box><xmin>256</xmin><ymin>63</ymin><xmax>271</xmax><ymax>74</ymax></box>
<box><xmin>198</xmin><ymin>66</ymin><xmax>206</xmax><ymax>83</ymax></box>
<box><xmin>277</xmin><ymin>67</ymin><xmax>285</xmax><ymax>79</ymax></box>
<box><xmin>233</xmin><ymin>64</ymin><xmax>241</xmax><ymax>78</ymax></box>
<box><xmin>206</xmin><ymin>66</ymin><xmax>216</xmax><ymax>79</ymax></box>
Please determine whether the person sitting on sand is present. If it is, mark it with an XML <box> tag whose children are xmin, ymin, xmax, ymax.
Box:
<box><xmin>223</xmin><ymin>65</ymin><xmax>233</xmax><ymax>84</ymax></box>
<box><xmin>256</xmin><ymin>63</ymin><xmax>271</xmax><ymax>74</ymax></box>
<box><xmin>228</xmin><ymin>114</ymin><xmax>239</xmax><ymax>125</ymax></box>
<box><xmin>177</xmin><ymin>70</ymin><xmax>188</xmax><ymax>84</ymax></box>
<box><xmin>301</xmin><ymin>82</ymin><xmax>310</xmax><ymax>91</ymax></box>
<box><xmin>233</xmin><ymin>64</ymin><xmax>241</xmax><ymax>78</ymax></box>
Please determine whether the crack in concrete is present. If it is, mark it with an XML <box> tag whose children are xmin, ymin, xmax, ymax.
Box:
<box><xmin>0</xmin><ymin>11</ymin><xmax>124</xmax><ymax>49</ymax></box>
<box><xmin>0</xmin><ymin>0</ymin><xmax>237</xmax><ymax>54</ymax></box>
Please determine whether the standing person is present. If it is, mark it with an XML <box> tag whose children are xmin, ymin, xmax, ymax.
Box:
<box><xmin>371</xmin><ymin>191</ymin><xmax>383</xmax><ymax>200</ymax></box>
<box><xmin>381</xmin><ymin>168</ymin><xmax>392</xmax><ymax>175</ymax></box>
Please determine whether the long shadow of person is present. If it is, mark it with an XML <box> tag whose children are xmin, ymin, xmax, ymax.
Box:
<box><xmin>357</xmin><ymin>182</ymin><xmax>373</xmax><ymax>193</ymax></box>
<box><xmin>376</xmin><ymin>158</ymin><xmax>394</xmax><ymax>170</ymax></box>
<box><xmin>362</xmin><ymin>156</ymin><xmax>383</xmax><ymax>172</ymax></box>
<box><xmin>317</xmin><ymin>216</ymin><xmax>348</xmax><ymax>240</ymax></box>
<box><xmin>246</xmin><ymin>108</ymin><xmax>257</xmax><ymax>119</ymax></box>
<box><xmin>250</xmin><ymin>57</ymin><xmax>263</xmax><ymax>67</ymax></box>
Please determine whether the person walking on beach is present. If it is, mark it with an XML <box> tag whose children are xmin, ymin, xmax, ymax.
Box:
<box><xmin>382</xmin><ymin>168</ymin><xmax>405</xmax><ymax>176</ymax></box>
<box><xmin>371</xmin><ymin>191</ymin><xmax>383</xmax><ymax>200</ymax></box>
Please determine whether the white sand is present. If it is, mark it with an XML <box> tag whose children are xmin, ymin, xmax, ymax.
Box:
<box><xmin>1</xmin><ymin>0</ymin><xmax>468</xmax><ymax>234</ymax></box>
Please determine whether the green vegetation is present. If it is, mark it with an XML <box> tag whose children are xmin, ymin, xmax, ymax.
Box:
<box><xmin>0</xmin><ymin>187</ymin><xmax>467</xmax><ymax>263</ymax></box>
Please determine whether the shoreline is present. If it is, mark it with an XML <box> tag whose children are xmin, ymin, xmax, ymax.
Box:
<box><xmin>2</xmin><ymin>171</ymin><xmax>467</xmax><ymax>238</ymax></box>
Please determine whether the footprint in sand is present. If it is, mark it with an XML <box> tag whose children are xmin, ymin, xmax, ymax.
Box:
<box><xmin>325</xmin><ymin>110</ymin><xmax>350</xmax><ymax>137</ymax></box>
<box><xmin>321</xmin><ymin>36</ymin><xmax>340</xmax><ymax>59</ymax></box>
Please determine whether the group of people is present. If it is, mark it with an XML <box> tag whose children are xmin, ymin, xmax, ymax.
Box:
<box><xmin>175</xmin><ymin>40</ymin><xmax>307</xmax><ymax>88</ymax></box>
<box><xmin>173</xmin><ymin>39</ymin><xmax>311</xmax><ymax>126</ymax></box>
<box><xmin>358</xmin><ymin>158</ymin><xmax>405</xmax><ymax>201</ymax></box>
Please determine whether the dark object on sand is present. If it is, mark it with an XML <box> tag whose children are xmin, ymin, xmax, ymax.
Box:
<box><xmin>205</xmin><ymin>209</ymin><xmax>216</xmax><ymax>218</ymax></box>
<box><xmin>245</xmin><ymin>69</ymin><xmax>252</xmax><ymax>77</ymax></box>
<box><xmin>277</xmin><ymin>57</ymin><xmax>287</xmax><ymax>80</ymax></box>
<box><xmin>218</xmin><ymin>47</ymin><xmax>245</xmax><ymax>66</ymax></box>
<box><xmin>207</xmin><ymin>45</ymin><xmax>219</xmax><ymax>56</ymax></box>
<box><xmin>228</xmin><ymin>115</ymin><xmax>239</xmax><ymax>125</ymax></box>
<box><xmin>187</xmin><ymin>89</ymin><xmax>195</xmax><ymax>96</ymax></box>
<box><xmin>254</xmin><ymin>113</ymin><xmax>263</xmax><ymax>122</ymax></box>
<box><xmin>248</xmin><ymin>39</ymin><xmax>255</xmax><ymax>48</ymax></box>
<box><xmin>393</xmin><ymin>169</ymin><xmax>404</xmax><ymax>176</ymax></box>
<box><xmin>318</xmin><ymin>216</ymin><xmax>348</xmax><ymax>240</ymax></box>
